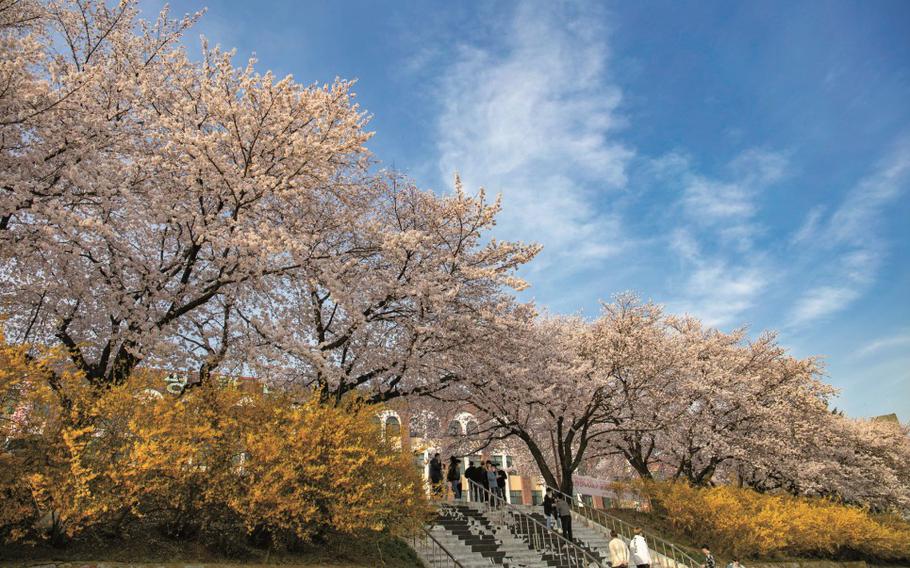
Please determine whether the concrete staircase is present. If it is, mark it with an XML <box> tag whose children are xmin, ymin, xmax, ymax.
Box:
<box><xmin>541</xmin><ymin>486</ymin><xmax>701</xmax><ymax>568</ymax></box>
<box><xmin>429</xmin><ymin>503</ymin><xmax>502</xmax><ymax>567</ymax></box>
<box><xmin>514</xmin><ymin>501</ymin><xmax>695</xmax><ymax>568</ymax></box>
<box><xmin>512</xmin><ymin>505</ymin><xmax>611</xmax><ymax>566</ymax></box>
<box><xmin>426</xmin><ymin>501</ymin><xmax>604</xmax><ymax>568</ymax></box>
<box><xmin>418</xmin><ymin>487</ymin><xmax>698</xmax><ymax>568</ymax></box>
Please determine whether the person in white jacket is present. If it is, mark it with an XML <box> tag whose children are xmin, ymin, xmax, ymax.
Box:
<box><xmin>629</xmin><ymin>528</ymin><xmax>652</xmax><ymax>568</ymax></box>
<box><xmin>608</xmin><ymin>530</ymin><xmax>631</xmax><ymax>568</ymax></box>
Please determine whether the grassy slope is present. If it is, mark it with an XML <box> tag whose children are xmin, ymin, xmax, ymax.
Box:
<box><xmin>602</xmin><ymin>508</ymin><xmax>909</xmax><ymax>566</ymax></box>
<box><xmin>590</xmin><ymin>508</ymin><xmax>709</xmax><ymax>564</ymax></box>
<box><xmin>604</xmin><ymin>508</ymin><xmax>706</xmax><ymax>554</ymax></box>
<box><xmin>0</xmin><ymin>532</ymin><xmax>422</xmax><ymax>567</ymax></box>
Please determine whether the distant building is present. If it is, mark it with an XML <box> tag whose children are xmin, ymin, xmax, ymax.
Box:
<box><xmin>872</xmin><ymin>413</ymin><xmax>900</xmax><ymax>424</ymax></box>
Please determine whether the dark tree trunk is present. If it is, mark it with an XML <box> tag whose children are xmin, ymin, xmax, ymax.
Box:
<box><xmin>629</xmin><ymin>455</ymin><xmax>654</xmax><ymax>479</ymax></box>
<box><xmin>558</xmin><ymin>465</ymin><xmax>575</xmax><ymax>497</ymax></box>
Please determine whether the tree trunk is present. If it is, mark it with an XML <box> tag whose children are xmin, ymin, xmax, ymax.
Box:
<box><xmin>558</xmin><ymin>468</ymin><xmax>574</xmax><ymax>497</ymax></box>
<box><xmin>630</xmin><ymin>457</ymin><xmax>654</xmax><ymax>479</ymax></box>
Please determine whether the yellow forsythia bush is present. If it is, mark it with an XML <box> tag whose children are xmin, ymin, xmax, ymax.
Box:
<box><xmin>232</xmin><ymin>396</ymin><xmax>430</xmax><ymax>545</ymax></box>
<box><xmin>0</xmin><ymin>330</ymin><xmax>116</xmax><ymax>542</ymax></box>
<box><xmin>0</xmin><ymin>332</ymin><xmax>430</xmax><ymax>547</ymax></box>
<box><xmin>0</xmin><ymin>334</ymin><xmax>47</xmax><ymax>541</ymax></box>
<box><xmin>639</xmin><ymin>481</ymin><xmax>910</xmax><ymax>561</ymax></box>
<box><xmin>115</xmin><ymin>376</ymin><xmax>255</xmax><ymax>539</ymax></box>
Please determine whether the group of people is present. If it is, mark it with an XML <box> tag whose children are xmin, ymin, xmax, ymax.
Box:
<box><xmin>603</xmin><ymin>527</ymin><xmax>653</xmax><ymax>568</ymax></box>
<box><xmin>542</xmin><ymin>489</ymin><xmax>574</xmax><ymax>540</ymax></box>
<box><xmin>608</xmin><ymin>535</ymin><xmax>732</xmax><ymax>568</ymax></box>
<box><xmin>542</xmin><ymin>490</ymin><xmax>656</xmax><ymax>563</ymax></box>
<box><xmin>428</xmin><ymin>454</ymin><xmax>736</xmax><ymax>568</ymax></box>
<box><xmin>543</xmin><ymin>489</ymin><xmax>730</xmax><ymax>568</ymax></box>
<box><xmin>427</xmin><ymin>454</ymin><xmax>508</xmax><ymax>501</ymax></box>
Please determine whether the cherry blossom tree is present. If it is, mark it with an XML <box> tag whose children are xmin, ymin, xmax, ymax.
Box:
<box><xmin>651</xmin><ymin>320</ymin><xmax>828</xmax><ymax>486</ymax></box>
<box><xmin>2</xmin><ymin>0</ymin><xmax>370</xmax><ymax>385</ymax></box>
<box><xmin>736</xmin><ymin>410</ymin><xmax>910</xmax><ymax>512</ymax></box>
<box><xmin>450</xmin><ymin>305</ymin><xmax>629</xmax><ymax>495</ymax></box>
<box><xmin>0</xmin><ymin>1</ymin><xmax>538</xmax><ymax>399</ymax></box>
<box><xmin>585</xmin><ymin>296</ymin><xmax>688</xmax><ymax>480</ymax></box>
<box><xmin>230</xmin><ymin>175</ymin><xmax>539</xmax><ymax>403</ymax></box>
<box><xmin>571</xmin><ymin>299</ymin><xmax>831</xmax><ymax>488</ymax></box>
<box><xmin>455</xmin><ymin>294</ymin><xmax>849</xmax><ymax>500</ymax></box>
<box><xmin>4</xmin><ymin>1</ymin><xmax>905</xmax><ymax>517</ymax></box>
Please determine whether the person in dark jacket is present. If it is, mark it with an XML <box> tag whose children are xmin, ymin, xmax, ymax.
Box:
<box><xmin>428</xmin><ymin>453</ymin><xmax>443</xmax><ymax>497</ymax></box>
<box><xmin>701</xmin><ymin>545</ymin><xmax>716</xmax><ymax>568</ymax></box>
<box><xmin>464</xmin><ymin>461</ymin><xmax>479</xmax><ymax>501</ymax></box>
<box><xmin>543</xmin><ymin>489</ymin><xmax>557</xmax><ymax>530</ymax></box>
<box><xmin>446</xmin><ymin>456</ymin><xmax>462</xmax><ymax>500</ymax></box>
<box><xmin>495</xmin><ymin>465</ymin><xmax>508</xmax><ymax>500</ymax></box>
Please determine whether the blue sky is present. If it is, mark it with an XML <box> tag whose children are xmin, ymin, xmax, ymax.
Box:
<box><xmin>141</xmin><ymin>0</ymin><xmax>910</xmax><ymax>419</ymax></box>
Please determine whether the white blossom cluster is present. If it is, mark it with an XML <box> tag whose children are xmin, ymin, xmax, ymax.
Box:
<box><xmin>0</xmin><ymin>1</ymin><xmax>539</xmax><ymax>404</ymax></box>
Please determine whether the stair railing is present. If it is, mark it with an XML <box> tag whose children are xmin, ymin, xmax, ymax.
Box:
<box><xmin>545</xmin><ymin>485</ymin><xmax>701</xmax><ymax>568</ymax></box>
<box><xmin>408</xmin><ymin>525</ymin><xmax>467</xmax><ymax>568</ymax></box>
<box><xmin>468</xmin><ymin>480</ymin><xmax>602</xmax><ymax>568</ymax></box>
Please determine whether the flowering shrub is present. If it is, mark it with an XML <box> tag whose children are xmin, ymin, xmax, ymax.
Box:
<box><xmin>0</xmin><ymin>333</ymin><xmax>430</xmax><ymax>547</ymax></box>
<box><xmin>231</xmin><ymin>396</ymin><xmax>430</xmax><ymax>545</ymax></box>
<box><xmin>638</xmin><ymin>481</ymin><xmax>910</xmax><ymax>560</ymax></box>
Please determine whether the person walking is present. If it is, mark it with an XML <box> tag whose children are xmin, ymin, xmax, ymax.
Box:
<box><xmin>495</xmin><ymin>465</ymin><xmax>508</xmax><ymax>501</ymax></box>
<box><xmin>701</xmin><ymin>545</ymin><xmax>716</xmax><ymax>568</ymax></box>
<box><xmin>609</xmin><ymin>530</ymin><xmax>631</xmax><ymax>568</ymax></box>
<box><xmin>428</xmin><ymin>453</ymin><xmax>443</xmax><ymax>498</ymax></box>
<box><xmin>543</xmin><ymin>490</ymin><xmax>557</xmax><ymax>530</ymax></box>
<box><xmin>555</xmin><ymin>496</ymin><xmax>573</xmax><ymax>541</ymax></box>
<box><xmin>446</xmin><ymin>456</ymin><xmax>462</xmax><ymax>500</ymax></box>
<box><xmin>629</xmin><ymin>528</ymin><xmax>651</xmax><ymax>568</ymax></box>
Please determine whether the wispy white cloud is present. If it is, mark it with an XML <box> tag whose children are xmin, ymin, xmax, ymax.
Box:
<box><xmin>399</xmin><ymin>45</ymin><xmax>441</xmax><ymax>77</ymax></box>
<box><xmin>669</xmin><ymin>228</ymin><xmax>700</xmax><ymax>261</ymax></box>
<box><xmin>672</xmin><ymin>260</ymin><xmax>769</xmax><ymax>328</ymax></box>
<box><xmin>430</xmin><ymin>2</ymin><xmax>908</xmax><ymax>339</ymax></box>
<box><xmin>791</xmin><ymin>205</ymin><xmax>826</xmax><ymax>245</ymax></box>
<box><xmin>679</xmin><ymin>150</ymin><xmax>786</xmax><ymax>240</ymax></box>
<box><xmin>657</xmin><ymin>149</ymin><xmax>787</xmax><ymax>327</ymax></box>
<box><xmin>828</xmin><ymin>147</ymin><xmax>910</xmax><ymax>244</ymax></box>
<box><xmin>789</xmin><ymin>139</ymin><xmax>910</xmax><ymax>326</ymax></box>
<box><xmin>435</xmin><ymin>2</ymin><xmax>633</xmax><ymax>275</ymax></box>
<box><xmin>682</xmin><ymin>178</ymin><xmax>756</xmax><ymax>222</ymax></box>
<box><xmin>729</xmin><ymin>149</ymin><xmax>788</xmax><ymax>186</ymax></box>
<box><xmin>790</xmin><ymin>286</ymin><xmax>861</xmax><ymax>326</ymax></box>
<box><xmin>854</xmin><ymin>332</ymin><xmax>910</xmax><ymax>358</ymax></box>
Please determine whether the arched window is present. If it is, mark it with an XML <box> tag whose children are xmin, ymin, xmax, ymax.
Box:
<box><xmin>447</xmin><ymin>420</ymin><xmax>463</xmax><ymax>437</ymax></box>
<box><xmin>427</xmin><ymin>415</ymin><xmax>440</xmax><ymax>436</ymax></box>
<box><xmin>408</xmin><ymin>415</ymin><xmax>423</xmax><ymax>438</ymax></box>
<box><xmin>466</xmin><ymin>420</ymin><xmax>478</xmax><ymax>436</ymax></box>
<box><xmin>385</xmin><ymin>415</ymin><xmax>401</xmax><ymax>438</ymax></box>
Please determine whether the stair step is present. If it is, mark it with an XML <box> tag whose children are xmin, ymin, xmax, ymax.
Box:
<box><xmin>425</xmin><ymin>501</ymin><xmax>618</xmax><ymax>568</ymax></box>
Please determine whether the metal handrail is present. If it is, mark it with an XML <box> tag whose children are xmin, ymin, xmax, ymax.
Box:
<box><xmin>468</xmin><ymin>480</ymin><xmax>602</xmax><ymax>568</ymax></box>
<box><xmin>545</xmin><ymin>485</ymin><xmax>701</xmax><ymax>568</ymax></box>
<box><xmin>408</xmin><ymin>525</ymin><xmax>467</xmax><ymax>568</ymax></box>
